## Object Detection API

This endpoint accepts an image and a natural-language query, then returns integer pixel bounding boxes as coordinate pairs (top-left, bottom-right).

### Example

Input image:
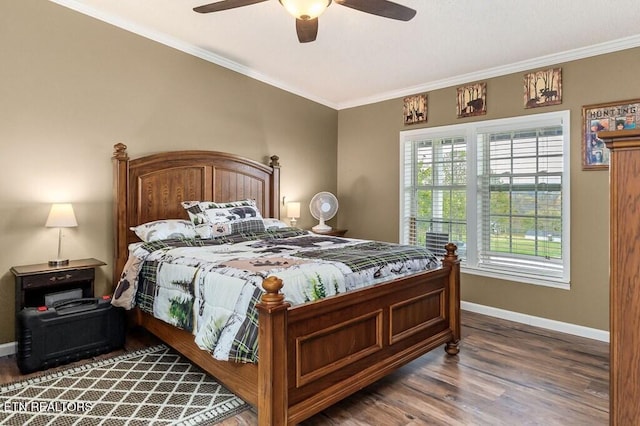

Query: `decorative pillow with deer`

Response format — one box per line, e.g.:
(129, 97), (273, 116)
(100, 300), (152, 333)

(181, 199), (265, 239)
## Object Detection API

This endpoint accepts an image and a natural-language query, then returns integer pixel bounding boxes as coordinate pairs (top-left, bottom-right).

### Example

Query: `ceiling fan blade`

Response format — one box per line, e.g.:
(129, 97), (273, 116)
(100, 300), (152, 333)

(296, 18), (318, 43)
(194, 0), (268, 14)
(335, 0), (416, 21)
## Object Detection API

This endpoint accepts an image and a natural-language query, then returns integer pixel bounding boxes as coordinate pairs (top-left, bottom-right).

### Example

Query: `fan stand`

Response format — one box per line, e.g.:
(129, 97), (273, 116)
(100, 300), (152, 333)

(312, 218), (332, 233)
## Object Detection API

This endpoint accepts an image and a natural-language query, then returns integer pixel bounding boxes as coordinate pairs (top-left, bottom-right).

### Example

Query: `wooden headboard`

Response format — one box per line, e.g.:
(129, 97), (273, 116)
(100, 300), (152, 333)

(111, 143), (281, 284)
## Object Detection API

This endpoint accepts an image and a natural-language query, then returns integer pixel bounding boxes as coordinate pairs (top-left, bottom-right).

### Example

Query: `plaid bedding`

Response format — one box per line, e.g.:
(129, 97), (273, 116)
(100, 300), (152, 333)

(112, 228), (440, 363)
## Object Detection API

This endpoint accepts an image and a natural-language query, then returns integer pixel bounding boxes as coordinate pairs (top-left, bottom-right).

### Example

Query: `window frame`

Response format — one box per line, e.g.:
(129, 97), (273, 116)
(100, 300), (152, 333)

(399, 111), (571, 289)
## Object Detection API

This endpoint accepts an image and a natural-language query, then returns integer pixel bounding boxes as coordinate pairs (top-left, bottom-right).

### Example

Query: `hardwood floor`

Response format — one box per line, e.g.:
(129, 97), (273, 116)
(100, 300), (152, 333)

(0, 311), (609, 425)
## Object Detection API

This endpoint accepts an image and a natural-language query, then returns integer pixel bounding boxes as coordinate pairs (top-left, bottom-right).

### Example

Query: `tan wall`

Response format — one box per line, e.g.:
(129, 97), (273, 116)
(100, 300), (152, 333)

(337, 47), (640, 331)
(0, 1), (337, 344)
(2, 1), (636, 346)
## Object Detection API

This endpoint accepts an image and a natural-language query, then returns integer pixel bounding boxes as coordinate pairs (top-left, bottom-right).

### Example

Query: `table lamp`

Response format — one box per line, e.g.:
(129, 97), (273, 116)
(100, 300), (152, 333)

(45, 203), (78, 266)
(287, 201), (301, 227)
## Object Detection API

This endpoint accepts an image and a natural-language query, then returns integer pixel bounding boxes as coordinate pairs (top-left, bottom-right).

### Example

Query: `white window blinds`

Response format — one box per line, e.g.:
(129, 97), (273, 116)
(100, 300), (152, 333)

(401, 135), (467, 257)
(400, 111), (570, 288)
(476, 125), (565, 280)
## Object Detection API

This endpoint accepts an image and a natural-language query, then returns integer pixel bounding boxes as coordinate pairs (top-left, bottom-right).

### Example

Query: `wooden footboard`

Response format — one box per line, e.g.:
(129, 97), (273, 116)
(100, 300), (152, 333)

(257, 243), (460, 425)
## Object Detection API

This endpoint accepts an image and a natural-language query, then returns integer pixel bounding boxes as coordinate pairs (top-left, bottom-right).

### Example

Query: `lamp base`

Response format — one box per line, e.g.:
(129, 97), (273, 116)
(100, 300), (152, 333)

(48, 259), (69, 267)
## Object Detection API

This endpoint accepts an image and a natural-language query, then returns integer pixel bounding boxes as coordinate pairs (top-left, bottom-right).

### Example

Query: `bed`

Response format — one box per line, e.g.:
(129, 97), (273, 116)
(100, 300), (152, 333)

(111, 143), (461, 425)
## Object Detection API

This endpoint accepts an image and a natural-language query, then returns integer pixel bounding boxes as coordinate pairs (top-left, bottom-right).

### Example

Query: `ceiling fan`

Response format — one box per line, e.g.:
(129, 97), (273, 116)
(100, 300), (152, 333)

(193, 0), (417, 43)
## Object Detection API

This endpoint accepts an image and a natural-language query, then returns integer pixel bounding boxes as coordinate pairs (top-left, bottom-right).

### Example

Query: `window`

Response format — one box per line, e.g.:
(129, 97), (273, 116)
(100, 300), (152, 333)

(400, 111), (570, 288)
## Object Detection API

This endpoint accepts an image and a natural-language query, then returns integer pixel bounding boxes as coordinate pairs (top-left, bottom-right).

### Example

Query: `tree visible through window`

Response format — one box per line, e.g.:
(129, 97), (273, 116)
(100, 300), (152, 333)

(400, 111), (570, 288)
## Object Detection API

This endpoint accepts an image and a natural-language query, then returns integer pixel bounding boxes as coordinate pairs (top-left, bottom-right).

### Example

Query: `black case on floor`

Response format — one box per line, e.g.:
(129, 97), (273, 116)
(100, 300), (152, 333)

(17, 296), (126, 374)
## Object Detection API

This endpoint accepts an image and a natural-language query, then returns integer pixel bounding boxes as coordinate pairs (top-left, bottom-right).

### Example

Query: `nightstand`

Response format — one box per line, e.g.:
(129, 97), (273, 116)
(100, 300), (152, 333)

(11, 258), (106, 314)
(310, 228), (348, 237)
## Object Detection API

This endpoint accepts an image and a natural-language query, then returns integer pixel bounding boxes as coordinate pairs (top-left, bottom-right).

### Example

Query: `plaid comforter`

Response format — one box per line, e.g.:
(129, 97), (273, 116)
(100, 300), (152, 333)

(112, 228), (440, 363)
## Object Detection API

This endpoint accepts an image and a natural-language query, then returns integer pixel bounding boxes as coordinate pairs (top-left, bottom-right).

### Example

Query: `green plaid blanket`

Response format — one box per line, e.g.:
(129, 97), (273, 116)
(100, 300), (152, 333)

(295, 241), (434, 275)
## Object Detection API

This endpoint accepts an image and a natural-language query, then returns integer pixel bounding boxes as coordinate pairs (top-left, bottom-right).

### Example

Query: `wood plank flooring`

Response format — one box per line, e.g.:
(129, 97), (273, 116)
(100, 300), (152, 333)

(0, 311), (609, 425)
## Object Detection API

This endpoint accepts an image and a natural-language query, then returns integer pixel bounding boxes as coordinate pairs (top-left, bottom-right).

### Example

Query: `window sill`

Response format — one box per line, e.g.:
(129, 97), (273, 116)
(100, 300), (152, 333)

(460, 265), (570, 290)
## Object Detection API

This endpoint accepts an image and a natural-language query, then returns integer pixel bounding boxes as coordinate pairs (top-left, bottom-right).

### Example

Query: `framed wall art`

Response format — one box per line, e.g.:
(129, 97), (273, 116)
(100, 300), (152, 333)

(582, 99), (639, 170)
(403, 94), (427, 125)
(457, 83), (486, 118)
(524, 67), (562, 108)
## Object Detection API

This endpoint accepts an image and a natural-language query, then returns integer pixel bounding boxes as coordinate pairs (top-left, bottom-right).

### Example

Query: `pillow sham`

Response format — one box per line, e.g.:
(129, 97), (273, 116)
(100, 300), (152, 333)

(181, 199), (265, 239)
(130, 219), (196, 242)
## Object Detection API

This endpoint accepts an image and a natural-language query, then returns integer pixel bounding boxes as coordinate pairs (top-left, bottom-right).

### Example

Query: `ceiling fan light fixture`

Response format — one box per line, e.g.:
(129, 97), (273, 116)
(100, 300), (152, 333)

(279, 0), (331, 20)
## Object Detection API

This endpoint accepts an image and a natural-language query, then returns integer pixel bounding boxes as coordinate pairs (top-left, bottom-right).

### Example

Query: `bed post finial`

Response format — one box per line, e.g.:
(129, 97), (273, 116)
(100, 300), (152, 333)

(261, 276), (285, 305)
(269, 155), (280, 168)
(113, 143), (128, 159)
(444, 243), (458, 262)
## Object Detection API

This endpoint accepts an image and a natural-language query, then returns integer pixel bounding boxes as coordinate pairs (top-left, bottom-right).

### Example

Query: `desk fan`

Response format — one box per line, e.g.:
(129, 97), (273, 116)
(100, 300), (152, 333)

(309, 192), (338, 233)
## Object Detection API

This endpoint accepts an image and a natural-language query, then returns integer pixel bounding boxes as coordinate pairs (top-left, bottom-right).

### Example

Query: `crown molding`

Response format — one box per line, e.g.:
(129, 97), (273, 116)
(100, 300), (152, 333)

(50, 1), (640, 111)
(338, 34), (640, 110)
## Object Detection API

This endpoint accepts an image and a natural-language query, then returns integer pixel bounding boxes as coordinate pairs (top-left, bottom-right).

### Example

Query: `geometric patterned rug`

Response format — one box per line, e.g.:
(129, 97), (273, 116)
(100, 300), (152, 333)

(0, 345), (248, 425)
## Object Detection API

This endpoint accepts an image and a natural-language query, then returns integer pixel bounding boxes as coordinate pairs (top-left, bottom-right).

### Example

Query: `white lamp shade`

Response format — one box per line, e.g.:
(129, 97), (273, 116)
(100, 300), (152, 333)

(279, 0), (330, 20)
(287, 202), (301, 219)
(45, 203), (78, 228)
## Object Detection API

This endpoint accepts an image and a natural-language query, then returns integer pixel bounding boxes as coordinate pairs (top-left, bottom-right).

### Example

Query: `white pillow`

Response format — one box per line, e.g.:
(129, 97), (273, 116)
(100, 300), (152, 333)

(263, 218), (290, 229)
(130, 219), (196, 242)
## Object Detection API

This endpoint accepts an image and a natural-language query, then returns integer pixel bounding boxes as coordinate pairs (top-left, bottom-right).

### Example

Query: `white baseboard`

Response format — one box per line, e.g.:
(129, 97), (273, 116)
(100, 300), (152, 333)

(462, 301), (610, 343)
(0, 341), (17, 358)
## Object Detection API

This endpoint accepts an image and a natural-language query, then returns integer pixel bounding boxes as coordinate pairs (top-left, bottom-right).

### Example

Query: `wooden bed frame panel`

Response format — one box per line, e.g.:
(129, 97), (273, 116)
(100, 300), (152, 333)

(112, 144), (460, 425)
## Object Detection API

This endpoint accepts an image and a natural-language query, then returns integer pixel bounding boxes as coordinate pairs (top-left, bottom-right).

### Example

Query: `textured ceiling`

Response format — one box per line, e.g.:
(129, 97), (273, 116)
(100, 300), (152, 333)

(53, 0), (640, 109)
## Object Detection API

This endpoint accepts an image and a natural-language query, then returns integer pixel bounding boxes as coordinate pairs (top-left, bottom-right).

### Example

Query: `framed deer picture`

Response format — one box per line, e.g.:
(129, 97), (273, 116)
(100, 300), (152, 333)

(524, 68), (562, 108)
(403, 94), (427, 125)
(457, 82), (486, 118)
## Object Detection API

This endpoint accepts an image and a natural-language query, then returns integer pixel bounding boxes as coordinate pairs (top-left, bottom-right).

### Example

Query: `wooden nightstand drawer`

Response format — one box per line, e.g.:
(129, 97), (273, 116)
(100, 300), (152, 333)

(11, 258), (106, 316)
(21, 268), (95, 289)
